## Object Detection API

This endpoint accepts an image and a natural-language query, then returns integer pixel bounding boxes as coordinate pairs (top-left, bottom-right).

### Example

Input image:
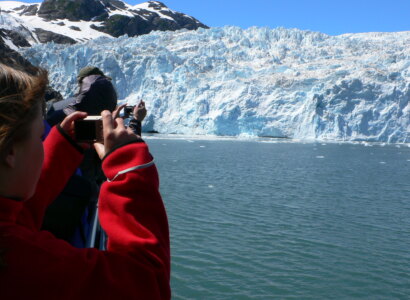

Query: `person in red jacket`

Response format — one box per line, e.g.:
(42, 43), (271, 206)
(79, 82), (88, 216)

(0, 65), (170, 299)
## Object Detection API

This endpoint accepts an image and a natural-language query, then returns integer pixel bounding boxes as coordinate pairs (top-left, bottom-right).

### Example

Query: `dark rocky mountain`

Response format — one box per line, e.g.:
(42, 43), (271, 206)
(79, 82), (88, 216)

(0, 28), (31, 48)
(0, 0), (209, 46)
(34, 28), (77, 44)
(0, 38), (63, 100)
(0, 38), (37, 74)
(0, 0), (208, 83)
(37, 0), (108, 21)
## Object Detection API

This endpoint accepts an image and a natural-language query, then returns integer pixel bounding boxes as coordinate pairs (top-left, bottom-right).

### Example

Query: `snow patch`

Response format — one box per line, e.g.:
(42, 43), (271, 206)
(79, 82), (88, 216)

(0, 1), (37, 11)
(131, 2), (176, 21)
(2, 36), (18, 50)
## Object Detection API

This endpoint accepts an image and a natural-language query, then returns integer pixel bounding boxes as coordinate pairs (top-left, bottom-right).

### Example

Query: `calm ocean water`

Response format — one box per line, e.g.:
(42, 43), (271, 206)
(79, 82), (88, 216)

(146, 137), (410, 300)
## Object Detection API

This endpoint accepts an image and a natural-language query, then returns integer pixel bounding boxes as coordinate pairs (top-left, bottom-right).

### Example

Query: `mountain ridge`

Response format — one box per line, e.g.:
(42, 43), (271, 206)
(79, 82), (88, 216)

(0, 0), (208, 48)
(0, 0), (208, 89)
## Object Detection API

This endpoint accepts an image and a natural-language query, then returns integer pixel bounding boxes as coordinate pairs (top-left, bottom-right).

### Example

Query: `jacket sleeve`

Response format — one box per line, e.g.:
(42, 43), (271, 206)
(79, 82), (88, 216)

(99, 141), (170, 297)
(18, 126), (84, 230)
(2, 141), (171, 300)
(128, 119), (142, 136)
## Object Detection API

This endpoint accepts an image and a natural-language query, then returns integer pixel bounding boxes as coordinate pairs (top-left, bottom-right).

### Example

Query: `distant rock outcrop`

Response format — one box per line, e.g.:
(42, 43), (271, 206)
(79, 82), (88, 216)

(0, 29), (31, 47)
(34, 28), (77, 44)
(0, 39), (63, 100)
(38, 0), (107, 21)
(0, 39), (37, 74)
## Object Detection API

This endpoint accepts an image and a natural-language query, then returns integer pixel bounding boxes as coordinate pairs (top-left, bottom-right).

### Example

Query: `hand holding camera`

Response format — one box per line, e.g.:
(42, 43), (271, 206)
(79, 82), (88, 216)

(74, 116), (103, 143)
(71, 99), (146, 147)
(113, 100), (147, 121)
(60, 111), (93, 148)
(93, 110), (140, 159)
(134, 100), (147, 122)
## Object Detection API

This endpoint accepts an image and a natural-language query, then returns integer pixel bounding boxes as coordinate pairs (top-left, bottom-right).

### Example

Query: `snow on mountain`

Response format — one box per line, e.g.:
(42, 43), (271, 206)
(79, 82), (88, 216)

(0, 1), (106, 42)
(20, 26), (410, 143)
(0, 0), (208, 46)
(0, 11), (37, 47)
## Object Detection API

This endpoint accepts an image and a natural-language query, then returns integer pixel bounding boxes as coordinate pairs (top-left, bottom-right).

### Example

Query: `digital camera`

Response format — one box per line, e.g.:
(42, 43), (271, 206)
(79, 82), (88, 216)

(74, 116), (103, 143)
(123, 105), (135, 118)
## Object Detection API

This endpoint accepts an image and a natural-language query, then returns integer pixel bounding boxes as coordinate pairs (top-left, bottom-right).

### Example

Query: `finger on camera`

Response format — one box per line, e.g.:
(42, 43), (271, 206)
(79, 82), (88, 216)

(113, 104), (127, 119)
(61, 111), (87, 131)
(93, 142), (105, 159)
(101, 110), (114, 134)
(114, 116), (126, 129)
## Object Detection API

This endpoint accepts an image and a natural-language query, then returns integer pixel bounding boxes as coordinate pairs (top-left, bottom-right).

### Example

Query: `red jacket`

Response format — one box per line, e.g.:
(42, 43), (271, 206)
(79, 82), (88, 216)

(0, 126), (170, 299)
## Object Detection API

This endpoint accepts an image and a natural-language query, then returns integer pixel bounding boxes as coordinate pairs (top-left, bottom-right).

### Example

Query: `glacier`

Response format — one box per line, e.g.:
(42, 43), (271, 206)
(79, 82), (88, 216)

(20, 26), (410, 143)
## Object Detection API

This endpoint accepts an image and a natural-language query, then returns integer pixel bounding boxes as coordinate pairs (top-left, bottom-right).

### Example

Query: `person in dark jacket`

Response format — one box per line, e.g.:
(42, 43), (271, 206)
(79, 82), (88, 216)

(43, 66), (119, 245)
(43, 67), (149, 247)
(45, 65), (119, 185)
(46, 66), (117, 126)
(65, 66), (117, 116)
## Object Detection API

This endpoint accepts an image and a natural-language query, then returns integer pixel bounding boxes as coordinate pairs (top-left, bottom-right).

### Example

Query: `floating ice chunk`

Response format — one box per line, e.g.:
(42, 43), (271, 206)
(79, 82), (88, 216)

(316, 156), (325, 158)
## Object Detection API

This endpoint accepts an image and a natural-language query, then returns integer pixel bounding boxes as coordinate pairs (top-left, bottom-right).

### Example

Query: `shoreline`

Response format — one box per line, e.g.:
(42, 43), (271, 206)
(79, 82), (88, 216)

(142, 133), (410, 147)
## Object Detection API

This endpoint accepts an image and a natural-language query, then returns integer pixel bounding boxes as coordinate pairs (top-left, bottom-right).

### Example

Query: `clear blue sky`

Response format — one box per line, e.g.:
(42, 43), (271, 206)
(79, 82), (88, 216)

(18, 0), (410, 35)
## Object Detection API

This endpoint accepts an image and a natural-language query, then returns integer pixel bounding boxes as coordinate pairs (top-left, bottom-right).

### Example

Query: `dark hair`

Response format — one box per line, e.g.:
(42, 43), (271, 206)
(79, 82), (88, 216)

(0, 64), (48, 159)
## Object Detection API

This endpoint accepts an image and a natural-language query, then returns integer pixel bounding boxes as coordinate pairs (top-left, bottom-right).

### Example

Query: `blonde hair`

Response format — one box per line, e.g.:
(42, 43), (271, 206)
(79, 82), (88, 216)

(0, 64), (48, 158)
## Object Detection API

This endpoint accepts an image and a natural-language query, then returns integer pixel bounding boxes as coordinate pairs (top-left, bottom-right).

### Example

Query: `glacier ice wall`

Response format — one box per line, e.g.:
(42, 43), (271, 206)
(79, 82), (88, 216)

(21, 26), (410, 142)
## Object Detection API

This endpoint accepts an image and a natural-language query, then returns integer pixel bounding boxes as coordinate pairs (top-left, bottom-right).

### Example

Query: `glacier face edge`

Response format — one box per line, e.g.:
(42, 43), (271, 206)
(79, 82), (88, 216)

(21, 26), (410, 143)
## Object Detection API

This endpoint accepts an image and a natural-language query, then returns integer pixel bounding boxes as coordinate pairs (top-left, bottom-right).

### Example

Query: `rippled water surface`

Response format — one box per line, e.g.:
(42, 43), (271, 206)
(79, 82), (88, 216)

(146, 138), (410, 299)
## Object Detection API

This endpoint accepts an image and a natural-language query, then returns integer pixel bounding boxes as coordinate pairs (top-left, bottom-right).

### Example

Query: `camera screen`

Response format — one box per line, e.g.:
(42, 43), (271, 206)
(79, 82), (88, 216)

(123, 106), (134, 118)
(124, 106), (133, 114)
(74, 120), (98, 142)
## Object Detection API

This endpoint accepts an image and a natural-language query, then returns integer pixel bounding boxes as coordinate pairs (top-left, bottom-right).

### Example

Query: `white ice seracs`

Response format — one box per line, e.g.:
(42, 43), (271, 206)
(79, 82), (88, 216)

(20, 26), (410, 143)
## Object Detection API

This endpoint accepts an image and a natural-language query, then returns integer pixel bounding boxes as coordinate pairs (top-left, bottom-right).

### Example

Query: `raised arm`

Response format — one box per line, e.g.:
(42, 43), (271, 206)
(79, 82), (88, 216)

(95, 111), (170, 297)
(99, 142), (170, 296)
